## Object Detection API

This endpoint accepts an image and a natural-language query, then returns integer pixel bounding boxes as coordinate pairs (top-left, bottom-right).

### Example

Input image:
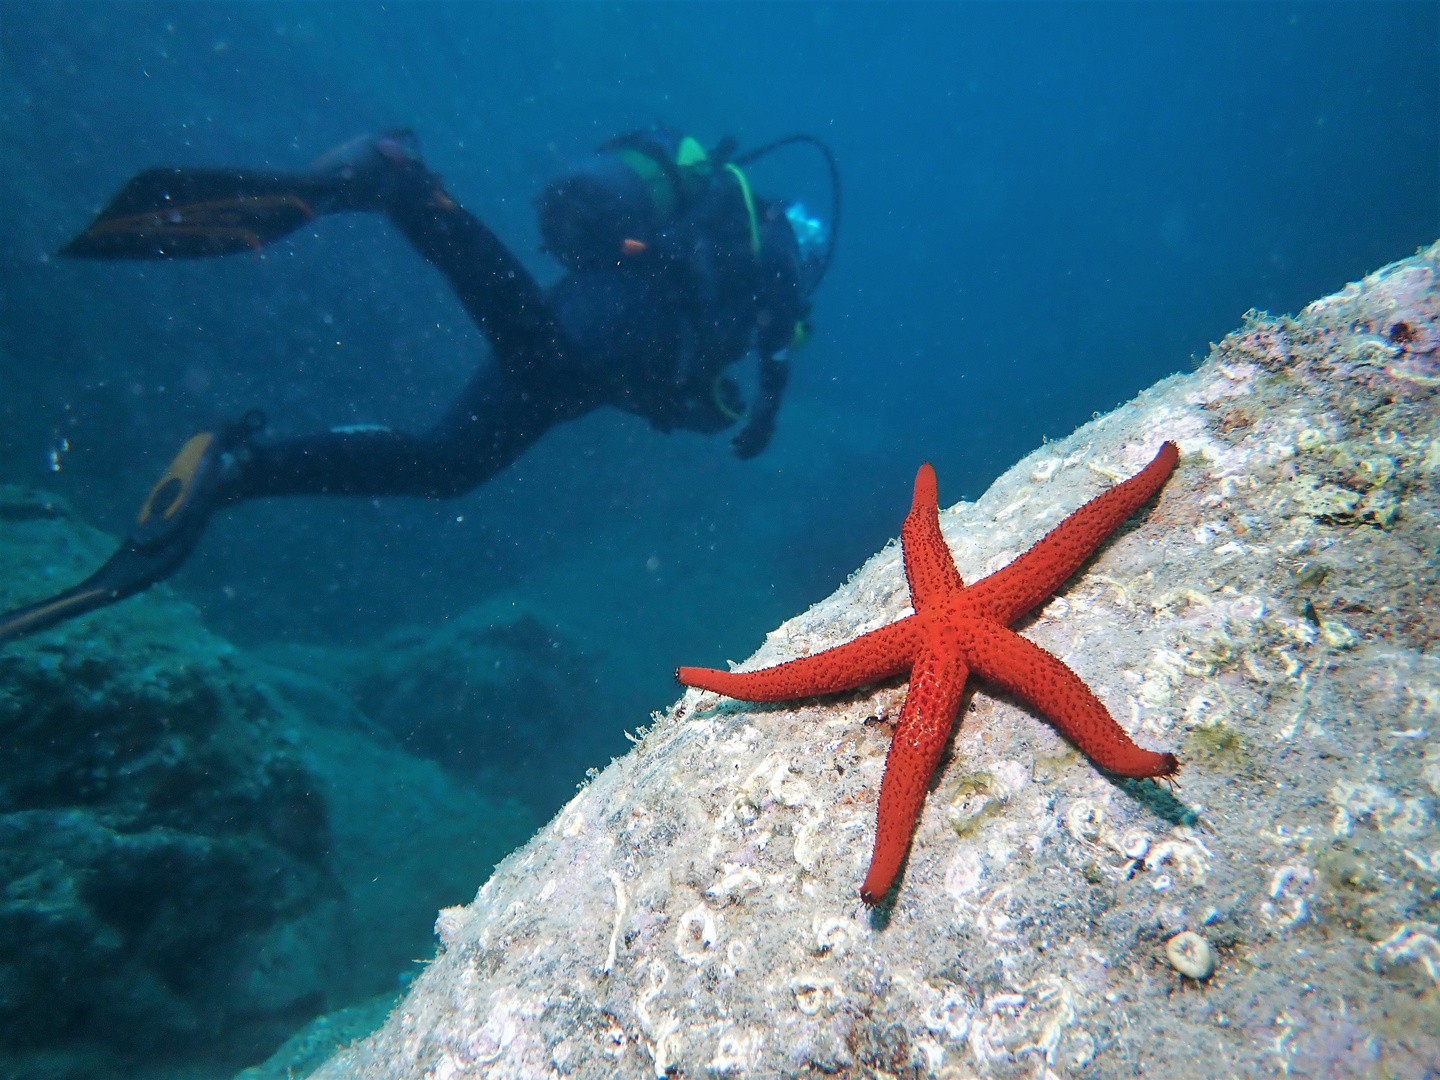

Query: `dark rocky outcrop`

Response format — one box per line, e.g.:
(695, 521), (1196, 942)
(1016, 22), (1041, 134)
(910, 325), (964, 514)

(261, 601), (603, 821)
(0, 489), (536, 1080)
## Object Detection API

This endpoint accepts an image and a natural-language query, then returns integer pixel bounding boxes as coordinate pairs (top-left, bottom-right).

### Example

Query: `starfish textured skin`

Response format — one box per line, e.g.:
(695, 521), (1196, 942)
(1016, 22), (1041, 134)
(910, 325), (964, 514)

(678, 441), (1181, 904)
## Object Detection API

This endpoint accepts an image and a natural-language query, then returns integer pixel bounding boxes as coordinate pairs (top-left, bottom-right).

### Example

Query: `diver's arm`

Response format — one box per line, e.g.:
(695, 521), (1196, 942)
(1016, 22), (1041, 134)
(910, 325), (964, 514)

(730, 203), (811, 459)
(733, 283), (806, 459)
(731, 351), (789, 460)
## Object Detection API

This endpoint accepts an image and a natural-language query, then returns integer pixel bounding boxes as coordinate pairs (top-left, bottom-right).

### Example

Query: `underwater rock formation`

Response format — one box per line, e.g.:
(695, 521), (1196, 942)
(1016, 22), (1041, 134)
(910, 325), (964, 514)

(0, 496), (534, 1080)
(261, 601), (602, 821)
(311, 242), (1440, 1080)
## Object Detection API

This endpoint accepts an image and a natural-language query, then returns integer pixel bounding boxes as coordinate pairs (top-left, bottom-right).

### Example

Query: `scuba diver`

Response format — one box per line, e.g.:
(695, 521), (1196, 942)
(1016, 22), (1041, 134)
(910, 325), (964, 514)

(0, 128), (838, 644)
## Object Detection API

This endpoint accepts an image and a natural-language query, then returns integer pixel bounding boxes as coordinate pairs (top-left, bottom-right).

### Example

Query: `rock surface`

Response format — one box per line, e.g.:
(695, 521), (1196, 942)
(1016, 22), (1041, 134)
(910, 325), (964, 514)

(311, 242), (1440, 1080)
(0, 496), (535, 1080)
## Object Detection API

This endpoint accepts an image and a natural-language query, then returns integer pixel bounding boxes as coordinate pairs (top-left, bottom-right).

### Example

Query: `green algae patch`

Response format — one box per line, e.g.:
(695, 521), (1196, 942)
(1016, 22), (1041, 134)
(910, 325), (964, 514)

(1183, 721), (1251, 770)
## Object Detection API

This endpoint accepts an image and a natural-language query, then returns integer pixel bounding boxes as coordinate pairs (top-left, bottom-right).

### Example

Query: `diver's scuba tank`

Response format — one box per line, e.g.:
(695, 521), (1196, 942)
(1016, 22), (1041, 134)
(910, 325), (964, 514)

(535, 129), (717, 270)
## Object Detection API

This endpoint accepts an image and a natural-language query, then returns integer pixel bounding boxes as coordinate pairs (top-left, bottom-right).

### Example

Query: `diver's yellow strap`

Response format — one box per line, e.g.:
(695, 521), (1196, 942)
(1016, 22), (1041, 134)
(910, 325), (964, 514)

(137, 432), (214, 526)
(723, 163), (761, 258)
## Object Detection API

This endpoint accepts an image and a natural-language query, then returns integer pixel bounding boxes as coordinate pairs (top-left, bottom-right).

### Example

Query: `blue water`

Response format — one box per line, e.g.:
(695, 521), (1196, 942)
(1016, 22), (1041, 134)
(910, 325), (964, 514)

(5, 0), (1436, 802)
(0, 1), (1436, 1071)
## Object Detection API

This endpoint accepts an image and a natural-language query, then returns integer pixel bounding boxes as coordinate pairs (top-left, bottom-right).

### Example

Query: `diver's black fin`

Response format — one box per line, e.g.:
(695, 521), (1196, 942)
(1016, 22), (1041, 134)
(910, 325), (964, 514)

(60, 168), (324, 258)
(0, 420), (253, 647)
(0, 581), (123, 645)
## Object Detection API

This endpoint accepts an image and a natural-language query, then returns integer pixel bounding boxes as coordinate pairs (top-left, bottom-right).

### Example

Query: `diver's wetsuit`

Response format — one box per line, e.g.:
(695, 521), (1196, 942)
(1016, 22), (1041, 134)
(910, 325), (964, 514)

(233, 155), (806, 500)
(0, 131), (814, 645)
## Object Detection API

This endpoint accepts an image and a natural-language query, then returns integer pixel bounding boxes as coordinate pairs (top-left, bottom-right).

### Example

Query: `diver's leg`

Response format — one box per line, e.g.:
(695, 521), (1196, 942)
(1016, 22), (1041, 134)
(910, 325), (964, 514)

(0, 372), (591, 645)
(299, 130), (570, 380)
(380, 187), (570, 382)
(236, 366), (588, 499)
(59, 130), (426, 259)
(63, 130), (571, 381)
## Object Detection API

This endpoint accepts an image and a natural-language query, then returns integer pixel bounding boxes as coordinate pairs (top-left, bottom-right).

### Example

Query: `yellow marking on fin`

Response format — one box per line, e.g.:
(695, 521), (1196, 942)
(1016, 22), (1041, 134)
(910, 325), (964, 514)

(0, 588), (110, 637)
(87, 194), (315, 244)
(138, 432), (213, 527)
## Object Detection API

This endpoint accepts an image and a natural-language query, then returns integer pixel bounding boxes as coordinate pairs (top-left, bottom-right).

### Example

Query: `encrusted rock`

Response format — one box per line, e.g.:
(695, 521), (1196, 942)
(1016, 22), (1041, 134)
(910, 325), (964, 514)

(312, 244), (1440, 1079)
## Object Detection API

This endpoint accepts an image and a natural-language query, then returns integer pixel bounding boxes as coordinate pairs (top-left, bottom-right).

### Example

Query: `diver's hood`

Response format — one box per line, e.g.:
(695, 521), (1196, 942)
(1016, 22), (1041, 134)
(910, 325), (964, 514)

(535, 155), (658, 270)
(535, 130), (713, 271)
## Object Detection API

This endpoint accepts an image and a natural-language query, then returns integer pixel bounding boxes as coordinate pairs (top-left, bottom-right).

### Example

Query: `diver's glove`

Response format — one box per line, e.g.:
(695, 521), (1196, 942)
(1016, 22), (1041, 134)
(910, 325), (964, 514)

(731, 410), (776, 460)
(0, 414), (262, 646)
(731, 352), (788, 460)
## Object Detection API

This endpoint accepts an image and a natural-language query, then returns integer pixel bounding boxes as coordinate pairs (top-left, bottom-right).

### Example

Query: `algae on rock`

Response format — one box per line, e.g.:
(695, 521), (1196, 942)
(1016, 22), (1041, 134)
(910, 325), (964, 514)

(313, 243), (1440, 1080)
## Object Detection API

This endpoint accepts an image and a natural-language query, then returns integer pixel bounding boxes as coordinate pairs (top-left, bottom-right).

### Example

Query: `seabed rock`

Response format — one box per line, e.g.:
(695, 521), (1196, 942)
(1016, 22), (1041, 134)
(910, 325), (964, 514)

(309, 242), (1440, 1079)
(259, 599), (603, 821)
(0, 496), (535, 1080)
(313, 245), (1440, 1078)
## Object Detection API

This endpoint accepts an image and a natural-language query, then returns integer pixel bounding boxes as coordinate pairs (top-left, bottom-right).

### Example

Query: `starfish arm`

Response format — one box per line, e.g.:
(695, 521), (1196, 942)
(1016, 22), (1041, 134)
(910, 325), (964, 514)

(677, 616), (921, 702)
(968, 441), (1179, 625)
(861, 645), (968, 904)
(961, 619), (1178, 778)
(902, 463), (965, 612)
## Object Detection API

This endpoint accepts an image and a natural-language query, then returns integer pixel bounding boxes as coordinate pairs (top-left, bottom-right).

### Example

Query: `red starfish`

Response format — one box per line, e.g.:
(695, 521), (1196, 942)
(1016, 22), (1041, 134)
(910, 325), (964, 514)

(678, 442), (1180, 904)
